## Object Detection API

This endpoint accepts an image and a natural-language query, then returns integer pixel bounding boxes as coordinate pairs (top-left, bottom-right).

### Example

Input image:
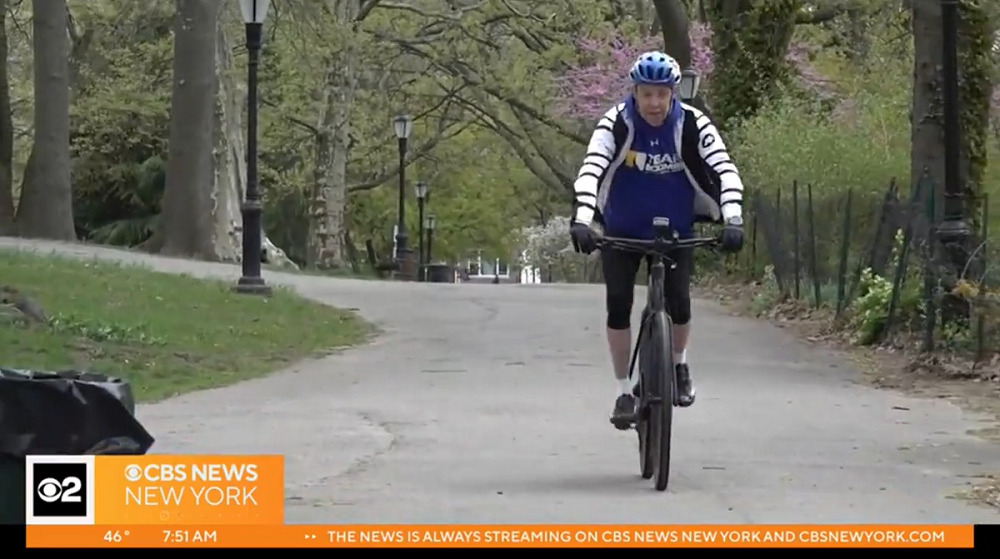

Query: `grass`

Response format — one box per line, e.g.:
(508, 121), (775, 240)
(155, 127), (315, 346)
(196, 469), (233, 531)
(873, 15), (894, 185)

(0, 249), (375, 403)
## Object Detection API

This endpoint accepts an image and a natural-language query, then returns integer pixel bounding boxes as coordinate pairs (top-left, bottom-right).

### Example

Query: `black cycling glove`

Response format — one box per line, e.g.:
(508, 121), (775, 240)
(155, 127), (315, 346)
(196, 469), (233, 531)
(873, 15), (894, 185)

(570, 223), (598, 254)
(719, 217), (744, 253)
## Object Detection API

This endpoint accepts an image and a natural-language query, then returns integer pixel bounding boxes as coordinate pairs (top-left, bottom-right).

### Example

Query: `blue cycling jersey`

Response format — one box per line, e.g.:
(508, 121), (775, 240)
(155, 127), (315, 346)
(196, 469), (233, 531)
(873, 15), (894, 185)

(601, 96), (695, 241)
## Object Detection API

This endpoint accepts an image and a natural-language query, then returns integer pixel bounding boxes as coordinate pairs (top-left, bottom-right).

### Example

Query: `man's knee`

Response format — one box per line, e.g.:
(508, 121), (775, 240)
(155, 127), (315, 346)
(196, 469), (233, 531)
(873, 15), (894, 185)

(666, 250), (693, 325)
(607, 291), (633, 329)
(603, 249), (639, 330)
(669, 295), (691, 325)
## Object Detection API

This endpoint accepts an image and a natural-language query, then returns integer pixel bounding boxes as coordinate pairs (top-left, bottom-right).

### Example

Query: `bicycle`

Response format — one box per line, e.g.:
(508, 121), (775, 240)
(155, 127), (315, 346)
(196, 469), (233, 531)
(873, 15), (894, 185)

(593, 216), (721, 492)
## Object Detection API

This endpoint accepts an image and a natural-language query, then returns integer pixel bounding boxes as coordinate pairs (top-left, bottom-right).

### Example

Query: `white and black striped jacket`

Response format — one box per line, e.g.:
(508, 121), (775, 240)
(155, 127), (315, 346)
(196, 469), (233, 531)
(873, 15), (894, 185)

(571, 100), (745, 228)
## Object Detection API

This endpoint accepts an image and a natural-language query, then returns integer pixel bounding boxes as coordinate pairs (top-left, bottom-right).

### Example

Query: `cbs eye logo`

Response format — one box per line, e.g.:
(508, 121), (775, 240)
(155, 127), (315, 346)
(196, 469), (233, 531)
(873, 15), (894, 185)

(37, 473), (84, 504)
(26, 457), (94, 524)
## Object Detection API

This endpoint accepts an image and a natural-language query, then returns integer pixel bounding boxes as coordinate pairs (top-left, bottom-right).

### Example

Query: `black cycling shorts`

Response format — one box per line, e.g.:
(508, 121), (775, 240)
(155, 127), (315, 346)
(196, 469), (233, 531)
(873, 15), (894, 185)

(601, 246), (693, 330)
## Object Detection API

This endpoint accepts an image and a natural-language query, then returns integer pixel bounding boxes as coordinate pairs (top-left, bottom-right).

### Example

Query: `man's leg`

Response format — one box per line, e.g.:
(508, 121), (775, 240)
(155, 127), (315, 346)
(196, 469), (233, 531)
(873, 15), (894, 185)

(601, 246), (642, 428)
(665, 248), (696, 406)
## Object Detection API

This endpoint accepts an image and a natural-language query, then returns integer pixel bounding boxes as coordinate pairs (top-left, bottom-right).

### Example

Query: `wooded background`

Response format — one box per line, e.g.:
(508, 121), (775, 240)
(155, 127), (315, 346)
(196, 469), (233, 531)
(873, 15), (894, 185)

(0, 0), (996, 286)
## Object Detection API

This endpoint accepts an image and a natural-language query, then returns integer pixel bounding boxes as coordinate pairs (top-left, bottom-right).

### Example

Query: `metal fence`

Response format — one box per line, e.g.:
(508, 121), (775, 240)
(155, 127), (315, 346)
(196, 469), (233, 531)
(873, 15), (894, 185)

(713, 174), (996, 366)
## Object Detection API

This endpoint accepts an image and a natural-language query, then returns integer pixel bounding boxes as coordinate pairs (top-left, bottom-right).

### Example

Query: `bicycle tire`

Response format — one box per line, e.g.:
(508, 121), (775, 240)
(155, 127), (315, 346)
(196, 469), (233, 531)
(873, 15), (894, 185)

(635, 314), (654, 479)
(647, 309), (675, 492)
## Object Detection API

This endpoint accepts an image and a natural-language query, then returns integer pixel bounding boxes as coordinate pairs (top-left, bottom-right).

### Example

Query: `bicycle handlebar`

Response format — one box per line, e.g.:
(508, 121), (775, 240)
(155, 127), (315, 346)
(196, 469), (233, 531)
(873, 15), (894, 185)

(593, 234), (720, 256)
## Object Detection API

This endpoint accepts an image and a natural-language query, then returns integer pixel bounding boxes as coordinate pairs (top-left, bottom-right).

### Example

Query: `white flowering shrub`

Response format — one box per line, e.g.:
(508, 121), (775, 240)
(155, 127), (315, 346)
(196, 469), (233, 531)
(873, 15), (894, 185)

(518, 217), (595, 282)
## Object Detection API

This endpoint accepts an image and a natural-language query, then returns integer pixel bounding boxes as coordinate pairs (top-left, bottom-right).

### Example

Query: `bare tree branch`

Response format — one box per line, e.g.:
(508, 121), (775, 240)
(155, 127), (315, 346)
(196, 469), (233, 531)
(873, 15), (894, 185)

(795, 4), (846, 25)
(452, 95), (567, 195)
(356, 0), (381, 22)
(260, 98), (320, 134)
(347, 120), (471, 192)
(348, 79), (470, 192)
(377, 0), (487, 20)
(511, 106), (573, 188)
(378, 31), (589, 146)
(439, 58), (589, 145)
(348, 81), (469, 163)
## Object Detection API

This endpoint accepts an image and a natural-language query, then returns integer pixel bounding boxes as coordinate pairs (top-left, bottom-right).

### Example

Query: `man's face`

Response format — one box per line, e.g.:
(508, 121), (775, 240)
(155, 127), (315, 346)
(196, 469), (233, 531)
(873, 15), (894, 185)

(634, 84), (673, 126)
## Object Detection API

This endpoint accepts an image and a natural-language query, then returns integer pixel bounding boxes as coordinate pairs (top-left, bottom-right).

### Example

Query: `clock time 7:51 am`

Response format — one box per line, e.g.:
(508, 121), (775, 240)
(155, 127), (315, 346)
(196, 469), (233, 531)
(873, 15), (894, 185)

(163, 529), (218, 543)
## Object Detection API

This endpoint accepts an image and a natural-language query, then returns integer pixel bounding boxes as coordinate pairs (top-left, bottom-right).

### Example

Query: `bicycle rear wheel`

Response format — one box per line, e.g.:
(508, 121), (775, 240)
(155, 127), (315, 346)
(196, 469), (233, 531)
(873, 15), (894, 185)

(646, 309), (675, 492)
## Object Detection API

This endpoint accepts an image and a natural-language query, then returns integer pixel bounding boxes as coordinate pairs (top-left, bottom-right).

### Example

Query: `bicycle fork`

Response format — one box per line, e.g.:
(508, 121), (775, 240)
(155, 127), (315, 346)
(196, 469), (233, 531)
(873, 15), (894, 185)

(627, 309), (665, 422)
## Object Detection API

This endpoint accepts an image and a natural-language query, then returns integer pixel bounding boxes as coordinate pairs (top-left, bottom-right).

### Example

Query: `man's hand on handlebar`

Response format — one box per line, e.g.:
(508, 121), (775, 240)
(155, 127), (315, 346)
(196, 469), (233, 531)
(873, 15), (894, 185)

(570, 222), (598, 254)
(718, 216), (744, 253)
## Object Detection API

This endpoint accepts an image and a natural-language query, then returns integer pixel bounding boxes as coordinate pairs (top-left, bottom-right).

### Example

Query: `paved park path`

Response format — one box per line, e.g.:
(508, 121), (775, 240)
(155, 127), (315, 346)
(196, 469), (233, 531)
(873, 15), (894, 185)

(2, 237), (999, 524)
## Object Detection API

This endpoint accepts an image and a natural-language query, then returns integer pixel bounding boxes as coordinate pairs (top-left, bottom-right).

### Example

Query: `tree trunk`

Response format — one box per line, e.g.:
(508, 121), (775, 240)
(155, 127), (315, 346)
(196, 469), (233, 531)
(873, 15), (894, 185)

(956, 0), (995, 233)
(210, 18), (245, 263)
(652, 0), (692, 69)
(145, 2), (297, 267)
(910, 0), (955, 229)
(0, 0), (15, 235)
(307, 1), (360, 270)
(159, 0), (219, 259)
(704, 0), (798, 127)
(843, 4), (872, 65)
(16, 0), (76, 241)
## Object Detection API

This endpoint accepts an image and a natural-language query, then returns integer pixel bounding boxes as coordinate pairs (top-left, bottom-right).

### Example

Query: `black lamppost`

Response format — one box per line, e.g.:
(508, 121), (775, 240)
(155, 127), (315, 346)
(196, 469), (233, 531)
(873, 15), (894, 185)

(233, 0), (271, 296)
(678, 68), (701, 102)
(426, 214), (436, 269)
(938, 0), (970, 245)
(415, 181), (428, 281)
(393, 114), (413, 279)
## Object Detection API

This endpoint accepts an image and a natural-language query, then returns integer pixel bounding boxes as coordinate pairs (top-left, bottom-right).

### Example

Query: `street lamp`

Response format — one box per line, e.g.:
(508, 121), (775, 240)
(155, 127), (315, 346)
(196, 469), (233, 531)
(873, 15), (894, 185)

(393, 114), (413, 280)
(678, 69), (701, 102)
(415, 181), (428, 281)
(233, 0), (272, 296)
(426, 214), (436, 269)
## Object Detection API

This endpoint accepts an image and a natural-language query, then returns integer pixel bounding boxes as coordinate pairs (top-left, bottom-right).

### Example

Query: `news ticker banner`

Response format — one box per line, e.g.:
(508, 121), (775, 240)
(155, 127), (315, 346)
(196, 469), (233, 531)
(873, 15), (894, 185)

(25, 524), (982, 549)
(20, 454), (985, 548)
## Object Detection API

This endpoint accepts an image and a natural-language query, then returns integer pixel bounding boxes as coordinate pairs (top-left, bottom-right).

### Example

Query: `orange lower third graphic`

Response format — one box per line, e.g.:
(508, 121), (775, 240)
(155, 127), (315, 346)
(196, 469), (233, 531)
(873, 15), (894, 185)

(25, 524), (976, 548)
(21, 454), (980, 549)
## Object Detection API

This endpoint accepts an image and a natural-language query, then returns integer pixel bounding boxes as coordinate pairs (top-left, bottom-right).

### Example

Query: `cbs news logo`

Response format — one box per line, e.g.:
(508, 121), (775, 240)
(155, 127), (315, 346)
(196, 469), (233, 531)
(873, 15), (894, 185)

(25, 455), (96, 525)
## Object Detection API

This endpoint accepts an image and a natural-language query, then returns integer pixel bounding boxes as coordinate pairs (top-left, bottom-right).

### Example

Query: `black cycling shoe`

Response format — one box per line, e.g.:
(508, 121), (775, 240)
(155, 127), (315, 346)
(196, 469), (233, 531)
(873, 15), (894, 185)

(610, 393), (636, 430)
(675, 364), (696, 407)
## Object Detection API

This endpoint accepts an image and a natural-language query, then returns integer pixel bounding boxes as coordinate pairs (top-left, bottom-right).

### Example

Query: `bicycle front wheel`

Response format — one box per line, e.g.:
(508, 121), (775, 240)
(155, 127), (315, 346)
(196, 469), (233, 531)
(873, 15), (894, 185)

(646, 309), (675, 492)
(636, 316), (655, 480)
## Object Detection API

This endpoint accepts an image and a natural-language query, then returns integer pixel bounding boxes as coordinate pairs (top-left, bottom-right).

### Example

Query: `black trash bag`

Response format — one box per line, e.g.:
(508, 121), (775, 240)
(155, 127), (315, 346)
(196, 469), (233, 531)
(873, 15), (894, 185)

(0, 368), (155, 459)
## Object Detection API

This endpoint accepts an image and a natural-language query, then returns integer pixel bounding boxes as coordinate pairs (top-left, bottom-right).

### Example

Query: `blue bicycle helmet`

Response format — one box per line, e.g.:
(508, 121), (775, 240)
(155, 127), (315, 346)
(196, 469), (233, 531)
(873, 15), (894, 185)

(628, 51), (681, 86)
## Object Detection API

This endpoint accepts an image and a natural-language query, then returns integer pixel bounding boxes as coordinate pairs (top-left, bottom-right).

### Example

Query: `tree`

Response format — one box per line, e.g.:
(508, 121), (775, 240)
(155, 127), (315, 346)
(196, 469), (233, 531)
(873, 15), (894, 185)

(910, 0), (995, 236)
(551, 18), (822, 122)
(652, 0), (694, 68)
(955, 0), (996, 231)
(372, 0), (606, 198)
(703, 0), (799, 127)
(156, 0), (219, 259)
(16, 0), (76, 241)
(0, 0), (14, 235)
(249, 0), (469, 270)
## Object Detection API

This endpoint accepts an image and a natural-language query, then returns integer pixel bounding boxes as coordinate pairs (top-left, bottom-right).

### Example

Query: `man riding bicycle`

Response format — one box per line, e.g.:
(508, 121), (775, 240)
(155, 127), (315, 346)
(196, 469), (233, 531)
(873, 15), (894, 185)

(568, 51), (746, 429)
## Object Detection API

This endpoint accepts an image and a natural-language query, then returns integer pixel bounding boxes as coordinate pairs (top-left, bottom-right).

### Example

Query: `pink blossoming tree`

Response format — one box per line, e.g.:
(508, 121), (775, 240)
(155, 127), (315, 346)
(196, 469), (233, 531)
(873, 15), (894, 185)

(553, 22), (829, 121)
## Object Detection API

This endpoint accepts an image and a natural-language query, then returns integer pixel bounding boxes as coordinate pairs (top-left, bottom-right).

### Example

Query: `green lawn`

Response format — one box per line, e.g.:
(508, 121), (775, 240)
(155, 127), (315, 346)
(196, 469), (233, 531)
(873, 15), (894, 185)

(0, 249), (374, 403)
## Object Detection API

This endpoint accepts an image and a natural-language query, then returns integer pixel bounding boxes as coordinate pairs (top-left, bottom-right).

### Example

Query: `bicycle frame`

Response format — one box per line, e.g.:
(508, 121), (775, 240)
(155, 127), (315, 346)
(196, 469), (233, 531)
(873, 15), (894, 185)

(594, 219), (719, 380)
